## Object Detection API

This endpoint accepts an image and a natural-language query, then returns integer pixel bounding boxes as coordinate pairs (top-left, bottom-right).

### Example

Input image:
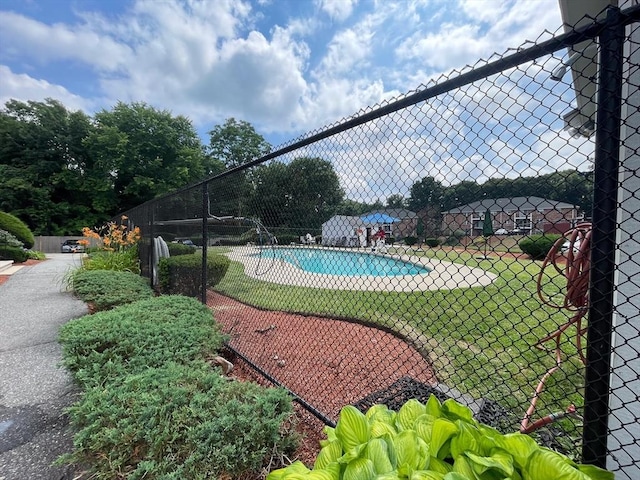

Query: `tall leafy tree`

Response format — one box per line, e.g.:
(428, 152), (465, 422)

(250, 157), (344, 231)
(86, 102), (207, 214)
(207, 118), (272, 217)
(207, 118), (271, 169)
(0, 98), (102, 235)
(386, 194), (406, 208)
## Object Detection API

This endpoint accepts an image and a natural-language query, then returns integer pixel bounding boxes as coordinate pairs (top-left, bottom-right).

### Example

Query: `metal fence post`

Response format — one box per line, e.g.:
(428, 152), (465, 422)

(201, 182), (209, 304)
(582, 6), (625, 467)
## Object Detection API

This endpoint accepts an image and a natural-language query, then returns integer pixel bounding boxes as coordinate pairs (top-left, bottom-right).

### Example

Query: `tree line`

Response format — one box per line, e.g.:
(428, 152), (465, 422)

(1, 98), (592, 236)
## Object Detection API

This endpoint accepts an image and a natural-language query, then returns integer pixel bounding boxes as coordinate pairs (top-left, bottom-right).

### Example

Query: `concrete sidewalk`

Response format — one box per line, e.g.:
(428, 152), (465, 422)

(0, 254), (88, 480)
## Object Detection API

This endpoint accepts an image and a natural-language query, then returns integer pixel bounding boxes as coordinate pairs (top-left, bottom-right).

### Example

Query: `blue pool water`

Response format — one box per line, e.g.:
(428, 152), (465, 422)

(253, 247), (430, 277)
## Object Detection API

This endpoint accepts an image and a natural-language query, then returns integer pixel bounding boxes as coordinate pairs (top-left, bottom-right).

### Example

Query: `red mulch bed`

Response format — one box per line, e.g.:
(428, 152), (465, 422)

(207, 291), (436, 466)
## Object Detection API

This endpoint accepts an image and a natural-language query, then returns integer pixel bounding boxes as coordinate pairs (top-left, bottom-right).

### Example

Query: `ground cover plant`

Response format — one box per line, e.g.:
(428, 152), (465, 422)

(212, 247), (585, 454)
(59, 295), (225, 388)
(69, 269), (155, 311)
(59, 294), (299, 478)
(269, 396), (612, 480)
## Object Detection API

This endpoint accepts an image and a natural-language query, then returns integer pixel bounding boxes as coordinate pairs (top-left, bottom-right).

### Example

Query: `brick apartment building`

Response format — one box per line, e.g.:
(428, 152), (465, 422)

(442, 196), (584, 236)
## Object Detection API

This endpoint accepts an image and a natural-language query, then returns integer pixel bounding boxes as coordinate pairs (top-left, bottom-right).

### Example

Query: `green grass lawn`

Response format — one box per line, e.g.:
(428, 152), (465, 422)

(212, 245), (585, 442)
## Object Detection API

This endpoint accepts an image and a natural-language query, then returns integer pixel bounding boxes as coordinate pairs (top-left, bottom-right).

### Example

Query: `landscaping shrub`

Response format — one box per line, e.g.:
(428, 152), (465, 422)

(0, 229), (23, 248)
(167, 242), (197, 256)
(62, 362), (297, 479)
(70, 269), (154, 311)
(424, 237), (440, 247)
(0, 211), (34, 248)
(0, 245), (28, 262)
(59, 295), (226, 388)
(277, 233), (299, 245)
(404, 236), (417, 246)
(25, 250), (46, 260)
(269, 396), (612, 480)
(80, 247), (140, 273)
(159, 252), (230, 297)
(519, 234), (562, 260)
(443, 229), (465, 246)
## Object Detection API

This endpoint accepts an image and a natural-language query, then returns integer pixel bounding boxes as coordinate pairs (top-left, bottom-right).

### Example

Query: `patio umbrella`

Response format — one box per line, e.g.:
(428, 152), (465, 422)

(482, 208), (494, 258)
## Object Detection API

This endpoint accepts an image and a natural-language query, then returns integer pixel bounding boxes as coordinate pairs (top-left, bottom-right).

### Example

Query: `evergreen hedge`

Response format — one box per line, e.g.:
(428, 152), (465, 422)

(519, 234), (562, 260)
(158, 252), (230, 297)
(0, 211), (34, 248)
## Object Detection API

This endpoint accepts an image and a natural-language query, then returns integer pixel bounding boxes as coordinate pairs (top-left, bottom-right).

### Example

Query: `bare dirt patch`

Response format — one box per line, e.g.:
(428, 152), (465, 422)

(207, 291), (436, 465)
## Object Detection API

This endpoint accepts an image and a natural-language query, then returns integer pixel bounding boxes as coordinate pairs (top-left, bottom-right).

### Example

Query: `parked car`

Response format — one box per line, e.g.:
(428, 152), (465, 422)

(495, 228), (509, 235)
(61, 239), (85, 253)
(174, 238), (197, 247)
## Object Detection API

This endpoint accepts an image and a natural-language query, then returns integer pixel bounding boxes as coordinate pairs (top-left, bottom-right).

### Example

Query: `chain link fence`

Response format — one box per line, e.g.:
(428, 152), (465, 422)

(122, 6), (640, 477)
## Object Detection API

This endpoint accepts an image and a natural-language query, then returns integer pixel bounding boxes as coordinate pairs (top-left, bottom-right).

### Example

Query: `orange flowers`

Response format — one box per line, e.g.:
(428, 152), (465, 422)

(80, 216), (141, 252)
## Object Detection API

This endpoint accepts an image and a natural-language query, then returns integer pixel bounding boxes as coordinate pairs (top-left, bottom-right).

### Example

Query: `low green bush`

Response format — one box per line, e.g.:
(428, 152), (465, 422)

(519, 234), (562, 260)
(25, 250), (46, 260)
(59, 295), (226, 388)
(0, 245), (28, 262)
(167, 242), (197, 256)
(62, 362), (297, 479)
(0, 211), (34, 248)
(158, 252), (230, 297)
(70, 270), (154, 311)
(404, 236), (418, 246)
(424, 237), (440, 247)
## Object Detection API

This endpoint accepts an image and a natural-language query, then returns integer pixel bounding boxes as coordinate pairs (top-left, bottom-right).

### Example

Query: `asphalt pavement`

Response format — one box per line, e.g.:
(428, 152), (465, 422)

(0, 254), (88, 480)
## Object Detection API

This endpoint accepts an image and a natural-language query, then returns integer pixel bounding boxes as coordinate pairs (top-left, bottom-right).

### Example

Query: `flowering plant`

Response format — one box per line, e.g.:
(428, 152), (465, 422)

(79, 216), (141, 252)
(77, 216), (141, 273)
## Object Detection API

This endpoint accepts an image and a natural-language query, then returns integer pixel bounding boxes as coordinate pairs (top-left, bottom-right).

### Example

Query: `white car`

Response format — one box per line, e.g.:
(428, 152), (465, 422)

(494, 228), (509, 235)
(61, 240), (85, 253)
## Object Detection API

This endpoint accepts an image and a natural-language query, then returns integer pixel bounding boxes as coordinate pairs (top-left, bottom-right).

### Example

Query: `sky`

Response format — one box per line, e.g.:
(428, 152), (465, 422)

(0, 0), (595, 202)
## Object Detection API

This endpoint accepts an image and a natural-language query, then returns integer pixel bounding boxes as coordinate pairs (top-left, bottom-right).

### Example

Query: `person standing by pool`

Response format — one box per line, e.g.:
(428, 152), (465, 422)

(372, 227), (386, 251)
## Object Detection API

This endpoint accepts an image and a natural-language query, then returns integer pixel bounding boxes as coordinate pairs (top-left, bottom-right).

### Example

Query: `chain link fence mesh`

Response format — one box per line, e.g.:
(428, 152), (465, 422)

(122, 7), (639, 476)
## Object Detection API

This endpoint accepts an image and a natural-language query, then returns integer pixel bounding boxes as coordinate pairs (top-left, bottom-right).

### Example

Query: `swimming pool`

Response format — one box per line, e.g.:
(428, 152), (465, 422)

(253, 247), (431, 277)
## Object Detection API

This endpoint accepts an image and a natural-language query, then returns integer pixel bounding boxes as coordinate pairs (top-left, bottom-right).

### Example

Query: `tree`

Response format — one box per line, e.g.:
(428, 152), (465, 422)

(86, 102), (208, 214)
(249, 157), (344, 231)
(408, 176), (445, 212)
(0, 98), (102, 235)
(208, 118), (271, 170)
(386, 194), (406, 208)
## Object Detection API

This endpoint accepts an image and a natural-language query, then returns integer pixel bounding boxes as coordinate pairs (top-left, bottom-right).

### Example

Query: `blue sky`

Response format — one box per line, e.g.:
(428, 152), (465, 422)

(0, 0), (569, 145)
(0, 0), (594, 201)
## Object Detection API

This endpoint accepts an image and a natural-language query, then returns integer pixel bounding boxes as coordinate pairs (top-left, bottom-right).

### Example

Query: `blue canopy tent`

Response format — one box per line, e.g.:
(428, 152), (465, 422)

(360, 213), (400, 224)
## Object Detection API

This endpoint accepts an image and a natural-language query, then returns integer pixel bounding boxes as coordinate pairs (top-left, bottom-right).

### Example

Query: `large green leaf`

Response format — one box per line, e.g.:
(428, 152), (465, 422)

(371, 420), (398, 439)
(336, 406), (370, 452)
(450, 421), (482, 458)
(493, 434), (538, 471)
(365, 438), (395, 474)
(343, 458), (376, 480)
(524, 449), (595, 480)
(430, 418), (459, 459)
(397, 399), (426, 431)
(425, 395), (443, 418)
(410, 470), (446, 480)
(395, 430), (430, 477)
(366, 404), (396, 425)
(441, 399), (474, 423)
(464, 449), (514, 477)
(267, 460), (309, 480)
(314, 440), (343, 469)
(576, 464), (614, 480)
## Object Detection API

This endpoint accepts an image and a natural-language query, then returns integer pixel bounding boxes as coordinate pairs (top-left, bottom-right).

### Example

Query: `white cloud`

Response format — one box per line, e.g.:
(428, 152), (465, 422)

(0, 66), (92, 112)
(0, 11), (133, 72)
(317, 0), (359, 22)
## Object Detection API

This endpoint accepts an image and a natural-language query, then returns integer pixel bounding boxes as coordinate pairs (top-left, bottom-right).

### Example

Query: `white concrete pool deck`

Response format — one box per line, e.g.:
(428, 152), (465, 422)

(225, 246), (497, 292)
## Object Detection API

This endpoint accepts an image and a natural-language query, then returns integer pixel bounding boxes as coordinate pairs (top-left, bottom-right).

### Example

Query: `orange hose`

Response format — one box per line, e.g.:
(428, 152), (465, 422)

(521, 223), (591, 433)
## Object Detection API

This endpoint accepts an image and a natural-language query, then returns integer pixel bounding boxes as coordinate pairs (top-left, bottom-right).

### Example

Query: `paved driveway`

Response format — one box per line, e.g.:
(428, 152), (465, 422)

(0, 254), (88, 480)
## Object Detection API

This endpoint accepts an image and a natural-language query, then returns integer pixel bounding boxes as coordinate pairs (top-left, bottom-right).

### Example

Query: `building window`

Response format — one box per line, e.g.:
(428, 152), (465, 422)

(514, 211), (532, 233)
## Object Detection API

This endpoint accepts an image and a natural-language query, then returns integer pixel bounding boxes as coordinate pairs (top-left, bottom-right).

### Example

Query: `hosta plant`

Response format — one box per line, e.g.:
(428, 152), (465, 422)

(268, 395), (612, 480)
